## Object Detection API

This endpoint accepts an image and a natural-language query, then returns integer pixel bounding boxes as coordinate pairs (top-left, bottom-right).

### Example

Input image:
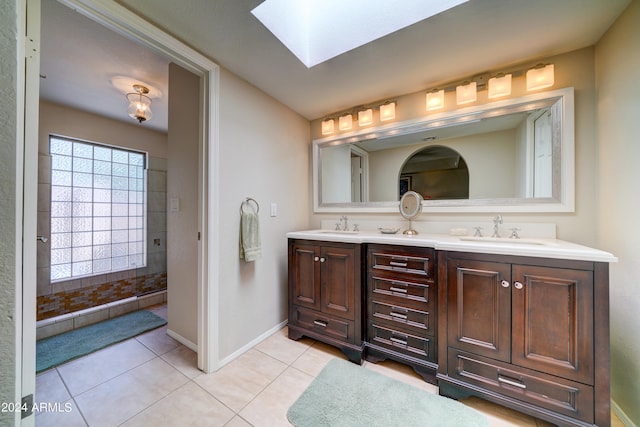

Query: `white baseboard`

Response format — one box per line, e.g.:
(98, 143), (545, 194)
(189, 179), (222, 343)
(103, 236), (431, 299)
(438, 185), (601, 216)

(216, 319), (289, 370)
(612, 399), (637, 427)
(166, 328), (198, 352)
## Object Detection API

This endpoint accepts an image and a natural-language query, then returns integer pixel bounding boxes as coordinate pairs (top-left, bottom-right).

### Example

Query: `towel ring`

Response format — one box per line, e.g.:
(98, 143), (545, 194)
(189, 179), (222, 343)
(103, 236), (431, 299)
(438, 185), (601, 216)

(240, 197), (259, 214)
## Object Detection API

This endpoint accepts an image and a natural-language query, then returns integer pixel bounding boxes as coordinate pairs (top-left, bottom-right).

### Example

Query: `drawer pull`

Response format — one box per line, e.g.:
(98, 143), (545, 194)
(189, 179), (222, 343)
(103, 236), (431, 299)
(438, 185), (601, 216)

(514, 281), (524, 290)
(389, 286), (408, 294)
(313, 320), (328, 327)
(314, 256), (319, 262)
(389, 311), (408, 320)
(390, 336), (408, 346)
(498, 375), (527, 389)
(389, 260), (408, 268)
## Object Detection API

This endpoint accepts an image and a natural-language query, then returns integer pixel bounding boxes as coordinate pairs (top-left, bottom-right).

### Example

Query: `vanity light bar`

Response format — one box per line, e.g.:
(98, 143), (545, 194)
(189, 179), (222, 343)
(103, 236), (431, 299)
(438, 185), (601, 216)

(321, 101), (396, 134)
(320, 63), (554, 135)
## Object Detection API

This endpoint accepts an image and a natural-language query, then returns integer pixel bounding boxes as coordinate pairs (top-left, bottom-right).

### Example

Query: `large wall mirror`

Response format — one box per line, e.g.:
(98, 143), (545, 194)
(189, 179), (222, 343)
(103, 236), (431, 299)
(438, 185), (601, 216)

(313, 87), (574, 213)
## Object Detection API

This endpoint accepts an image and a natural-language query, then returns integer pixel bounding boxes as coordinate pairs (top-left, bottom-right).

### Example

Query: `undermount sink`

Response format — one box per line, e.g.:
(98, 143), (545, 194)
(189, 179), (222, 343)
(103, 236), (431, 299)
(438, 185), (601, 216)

(458, 236), (547, 245)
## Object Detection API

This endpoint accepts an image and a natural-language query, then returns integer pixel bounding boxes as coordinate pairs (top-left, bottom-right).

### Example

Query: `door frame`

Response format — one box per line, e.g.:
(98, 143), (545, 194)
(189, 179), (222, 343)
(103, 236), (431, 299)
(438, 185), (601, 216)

(18, 0), (221, 385)
(57, 0), (221, 373)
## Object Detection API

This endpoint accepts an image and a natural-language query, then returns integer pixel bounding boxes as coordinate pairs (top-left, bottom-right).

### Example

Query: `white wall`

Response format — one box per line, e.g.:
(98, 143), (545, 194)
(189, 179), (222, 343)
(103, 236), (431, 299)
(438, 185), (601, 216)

(218, 68), (310, 361)
(596, 0), (640, 423)
(0, 0), (19, 421)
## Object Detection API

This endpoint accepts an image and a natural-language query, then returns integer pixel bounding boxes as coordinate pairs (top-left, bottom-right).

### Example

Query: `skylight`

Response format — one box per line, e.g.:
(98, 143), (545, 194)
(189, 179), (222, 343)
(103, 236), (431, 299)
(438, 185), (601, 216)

(251, 0), (469, 68)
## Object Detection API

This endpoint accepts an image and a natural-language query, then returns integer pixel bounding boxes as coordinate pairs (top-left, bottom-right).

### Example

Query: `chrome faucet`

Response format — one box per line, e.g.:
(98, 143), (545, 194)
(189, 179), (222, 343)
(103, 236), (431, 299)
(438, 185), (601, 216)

(340, 215), (348, 231)
(492, 214), (503, 238)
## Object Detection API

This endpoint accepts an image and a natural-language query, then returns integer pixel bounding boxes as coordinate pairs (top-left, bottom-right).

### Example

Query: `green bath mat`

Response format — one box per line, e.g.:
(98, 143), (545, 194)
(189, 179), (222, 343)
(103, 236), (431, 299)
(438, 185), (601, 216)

(36, 309), (167, 373)
(288, 358), (489, 427)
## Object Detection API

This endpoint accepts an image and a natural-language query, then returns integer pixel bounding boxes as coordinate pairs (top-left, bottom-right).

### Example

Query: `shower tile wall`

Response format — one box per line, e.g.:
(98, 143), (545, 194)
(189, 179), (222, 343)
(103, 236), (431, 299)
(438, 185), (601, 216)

(36, 155), (168, 321)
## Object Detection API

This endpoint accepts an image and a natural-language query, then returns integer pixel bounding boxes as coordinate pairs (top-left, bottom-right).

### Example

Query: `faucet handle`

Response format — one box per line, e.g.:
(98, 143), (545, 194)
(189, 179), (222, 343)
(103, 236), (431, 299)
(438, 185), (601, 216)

(509, 228), (521, 239)
(335, 223), (341, 231)
(473, 226), (483, 237)
(353, 224), (359, 232)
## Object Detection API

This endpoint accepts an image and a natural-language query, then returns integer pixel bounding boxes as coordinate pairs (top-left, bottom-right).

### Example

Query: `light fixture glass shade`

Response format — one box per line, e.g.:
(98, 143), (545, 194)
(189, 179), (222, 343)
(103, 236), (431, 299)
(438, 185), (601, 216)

(358, 108), (373, 126)
(526, 64), (554, 91)
(339, 114), (353, 131)
(456, 82), (477, 105)
(426, 89), (445, 111)
(126, 85), (152, 123)
(488, 74), (512, 99)
(380, 102), (396, 121)
(321, 118), (335, 135)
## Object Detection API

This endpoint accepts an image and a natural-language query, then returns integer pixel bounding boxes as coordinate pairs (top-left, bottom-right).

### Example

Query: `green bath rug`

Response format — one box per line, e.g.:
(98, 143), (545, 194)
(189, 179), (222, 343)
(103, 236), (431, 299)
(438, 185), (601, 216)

(36, 309), (166, 373)
(288, 358), (489, 427)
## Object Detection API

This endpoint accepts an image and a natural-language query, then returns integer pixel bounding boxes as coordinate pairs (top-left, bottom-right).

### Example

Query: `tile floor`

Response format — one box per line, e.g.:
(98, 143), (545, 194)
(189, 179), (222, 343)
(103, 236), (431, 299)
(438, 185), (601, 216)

(35, 304), (624, 427)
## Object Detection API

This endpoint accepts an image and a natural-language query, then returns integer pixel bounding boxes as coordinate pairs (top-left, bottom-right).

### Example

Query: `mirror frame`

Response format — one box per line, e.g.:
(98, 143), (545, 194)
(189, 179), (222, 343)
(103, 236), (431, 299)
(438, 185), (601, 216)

(313, 87), (574, 213)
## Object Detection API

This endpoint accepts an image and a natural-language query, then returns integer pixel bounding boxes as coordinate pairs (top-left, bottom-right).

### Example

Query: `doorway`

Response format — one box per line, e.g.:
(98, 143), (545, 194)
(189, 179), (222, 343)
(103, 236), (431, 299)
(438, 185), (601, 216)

(20, 1), (219, 416)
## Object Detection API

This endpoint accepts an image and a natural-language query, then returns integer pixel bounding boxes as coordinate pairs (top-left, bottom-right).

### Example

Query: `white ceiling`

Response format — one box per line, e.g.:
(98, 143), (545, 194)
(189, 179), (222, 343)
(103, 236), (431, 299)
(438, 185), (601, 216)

(39, 0), (631, 133)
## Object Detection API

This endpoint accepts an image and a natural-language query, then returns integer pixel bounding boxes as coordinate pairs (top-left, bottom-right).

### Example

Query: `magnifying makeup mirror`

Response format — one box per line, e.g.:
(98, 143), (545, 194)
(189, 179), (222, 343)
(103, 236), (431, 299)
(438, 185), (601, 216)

(399, 191), (423, 235)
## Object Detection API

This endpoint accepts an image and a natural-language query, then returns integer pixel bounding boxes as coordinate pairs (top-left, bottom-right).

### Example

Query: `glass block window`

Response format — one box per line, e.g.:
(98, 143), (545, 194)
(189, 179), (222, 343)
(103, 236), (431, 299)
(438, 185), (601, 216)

(49, 136), (147, 282)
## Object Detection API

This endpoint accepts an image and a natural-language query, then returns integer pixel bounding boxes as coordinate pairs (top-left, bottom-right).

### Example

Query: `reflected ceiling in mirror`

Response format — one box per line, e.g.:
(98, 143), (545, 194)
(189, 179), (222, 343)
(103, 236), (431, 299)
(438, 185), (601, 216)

(313, 88), (574, 213)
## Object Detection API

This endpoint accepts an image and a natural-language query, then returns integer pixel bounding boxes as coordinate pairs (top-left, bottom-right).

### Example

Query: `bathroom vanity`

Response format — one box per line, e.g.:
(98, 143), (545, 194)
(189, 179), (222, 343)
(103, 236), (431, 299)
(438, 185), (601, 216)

(286, 229), (615, 427)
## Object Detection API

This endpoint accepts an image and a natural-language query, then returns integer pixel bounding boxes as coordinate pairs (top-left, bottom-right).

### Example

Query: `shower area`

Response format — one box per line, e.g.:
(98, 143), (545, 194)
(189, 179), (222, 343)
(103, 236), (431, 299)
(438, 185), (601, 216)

(36, 139), (167, 335)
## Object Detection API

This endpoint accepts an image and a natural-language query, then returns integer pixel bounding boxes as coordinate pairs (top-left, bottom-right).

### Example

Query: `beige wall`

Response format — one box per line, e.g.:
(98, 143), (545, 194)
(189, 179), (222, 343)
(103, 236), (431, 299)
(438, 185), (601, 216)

(38, 100), (167, 157)
(596, 0), (640, 423)
(0, 0), (19, 422)
(218, 67), (310, 360)
(166, 63), (200, 345)
(309, 48), (600, 247)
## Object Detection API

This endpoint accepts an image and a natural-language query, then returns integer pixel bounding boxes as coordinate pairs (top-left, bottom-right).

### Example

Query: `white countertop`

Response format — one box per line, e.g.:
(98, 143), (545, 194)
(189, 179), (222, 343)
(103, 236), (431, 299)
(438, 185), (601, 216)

(286, 229), (617, 263)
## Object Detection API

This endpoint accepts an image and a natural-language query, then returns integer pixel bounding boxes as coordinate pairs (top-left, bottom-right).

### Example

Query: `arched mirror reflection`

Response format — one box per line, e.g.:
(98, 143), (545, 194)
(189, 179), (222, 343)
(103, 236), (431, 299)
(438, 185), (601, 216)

(399, 146), (469, 200)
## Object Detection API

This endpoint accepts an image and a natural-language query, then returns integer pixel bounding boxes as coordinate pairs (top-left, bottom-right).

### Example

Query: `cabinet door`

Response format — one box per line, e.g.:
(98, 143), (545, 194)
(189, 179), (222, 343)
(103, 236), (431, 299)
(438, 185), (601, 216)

(321, 245), (356, 320)
(447, 258), (511, 362)
(291, 242), (321, 311)
(511, 265), (594, 385)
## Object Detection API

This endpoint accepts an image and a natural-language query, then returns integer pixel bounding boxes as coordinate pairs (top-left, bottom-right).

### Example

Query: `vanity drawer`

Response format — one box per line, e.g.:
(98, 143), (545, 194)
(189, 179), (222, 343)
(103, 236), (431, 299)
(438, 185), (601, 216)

(369, 299), (434, 336)
(368, 245), (434, 279)
(448, 349), (594, 423)
(368, 323), (436, 362)
(290, 306), (355, 344)
(368, 275), (434, 308)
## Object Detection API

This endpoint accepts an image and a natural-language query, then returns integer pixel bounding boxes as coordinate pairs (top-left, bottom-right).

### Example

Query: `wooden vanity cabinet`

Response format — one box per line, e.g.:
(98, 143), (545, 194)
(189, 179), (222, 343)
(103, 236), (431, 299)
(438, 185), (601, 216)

(365, 244), (438, 383)
(287, 239), (364, 363)
(437, 251), (610, 427)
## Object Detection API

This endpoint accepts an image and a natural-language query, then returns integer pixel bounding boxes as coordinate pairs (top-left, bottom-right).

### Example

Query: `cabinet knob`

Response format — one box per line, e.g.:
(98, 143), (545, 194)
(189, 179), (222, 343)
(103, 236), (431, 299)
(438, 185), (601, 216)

(514, 281), (524, 290)
(314, 256), (319, 262)
(501, 280), (510, 288)
(320, 257), (326, 263)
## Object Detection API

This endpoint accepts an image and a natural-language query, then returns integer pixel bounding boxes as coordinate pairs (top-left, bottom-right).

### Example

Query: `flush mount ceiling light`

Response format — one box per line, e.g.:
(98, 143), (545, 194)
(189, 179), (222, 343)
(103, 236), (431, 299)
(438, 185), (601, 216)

(251, 0), (469, 68)
(127, 85), (153, 123)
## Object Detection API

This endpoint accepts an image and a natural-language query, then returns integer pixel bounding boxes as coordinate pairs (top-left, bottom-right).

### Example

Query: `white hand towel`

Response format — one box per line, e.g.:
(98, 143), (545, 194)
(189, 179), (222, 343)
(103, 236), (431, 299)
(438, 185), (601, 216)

(239, 211), (261, 261)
